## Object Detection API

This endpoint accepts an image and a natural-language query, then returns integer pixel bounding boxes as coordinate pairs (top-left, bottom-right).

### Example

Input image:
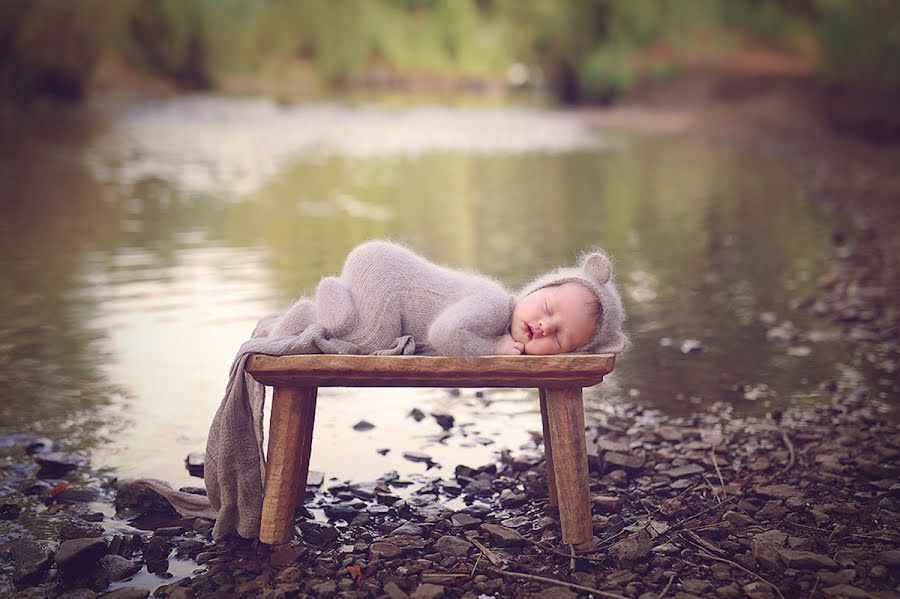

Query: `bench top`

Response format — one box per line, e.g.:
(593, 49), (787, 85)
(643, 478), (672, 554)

(245, 353), (615, 388)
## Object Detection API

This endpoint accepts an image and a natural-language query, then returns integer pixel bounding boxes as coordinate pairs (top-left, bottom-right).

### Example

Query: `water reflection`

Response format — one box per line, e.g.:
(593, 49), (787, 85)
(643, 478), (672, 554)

(0, 96), (863, 489)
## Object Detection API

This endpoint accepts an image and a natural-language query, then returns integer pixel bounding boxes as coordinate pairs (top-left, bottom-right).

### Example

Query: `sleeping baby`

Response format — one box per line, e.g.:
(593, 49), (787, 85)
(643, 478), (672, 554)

(265, 239), (628, 356)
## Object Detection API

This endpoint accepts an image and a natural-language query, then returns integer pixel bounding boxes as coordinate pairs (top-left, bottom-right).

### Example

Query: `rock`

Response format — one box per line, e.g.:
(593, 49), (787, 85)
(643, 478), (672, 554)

(680, 339), (703, 353)
(757, 500), (788, 519)
(35, 451), (89, 472)
(431, 413), (455, 430)
(114, 481), (176, 514)
(722, 511), (754, 527)
(353, 420), (375, 431)
(821, 585), (869, 599)
(98, 554), (141, 581)
(751, 530), (786, 569)
(311, 580), (337, 596)
(270, 544), (305, 567)
(370, 541), (403, 559)
(403, 451), (435, 465)
(754, 484), (802, 499)
(60, 521), (104, 541)
(609, 529), (652, 566)
(604, 452), (646, 471)
(0, 503), (22, 520)
(878, 550), (900, 566)
(383, 581), (409, 599)
(592, 495), (623, 513)
(323, 503), (357, 521)
(410, 583), (445, 599)
(55, 537), (108, 573)
(58, 590), (100, 599)
(480, 523), (525, 546)
(391, 522), (423, 536)
(715, 583), (743, 599)
(663, 464), (705, 478)
(464, 478), (493, 497)
(499, 488), (527, 508)
(143, 537), (171, 562)
(817, 570), (857, 585)
(409, 408), (425, 421)
(682, 580), (712, 594)
(434, 535), (472, 557)
(450, 513), (481, 528)
(99, 589), (150, 599)
(9, 538), (52, 586)
(777, 549), (838, 570)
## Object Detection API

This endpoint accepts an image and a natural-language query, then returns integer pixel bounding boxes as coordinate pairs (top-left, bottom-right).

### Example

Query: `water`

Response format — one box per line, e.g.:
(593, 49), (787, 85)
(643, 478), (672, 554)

(0, 96), (867, 495)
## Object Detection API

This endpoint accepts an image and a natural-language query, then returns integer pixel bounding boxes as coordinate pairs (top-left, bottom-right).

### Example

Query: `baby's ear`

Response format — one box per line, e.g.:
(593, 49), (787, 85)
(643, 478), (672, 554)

(582, 253), (611, 284)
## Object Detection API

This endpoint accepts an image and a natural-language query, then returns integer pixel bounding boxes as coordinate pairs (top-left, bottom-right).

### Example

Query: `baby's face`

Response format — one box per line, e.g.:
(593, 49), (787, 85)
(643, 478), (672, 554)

(511, 282), (597, 355)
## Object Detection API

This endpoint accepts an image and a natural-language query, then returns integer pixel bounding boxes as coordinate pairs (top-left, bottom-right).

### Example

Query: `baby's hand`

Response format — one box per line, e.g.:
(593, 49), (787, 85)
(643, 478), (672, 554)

(495, 334), (525, 355)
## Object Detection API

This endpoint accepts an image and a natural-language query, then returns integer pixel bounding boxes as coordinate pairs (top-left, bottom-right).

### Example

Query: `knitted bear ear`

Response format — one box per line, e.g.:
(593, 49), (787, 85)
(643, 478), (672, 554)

(582, 253), (611, 284)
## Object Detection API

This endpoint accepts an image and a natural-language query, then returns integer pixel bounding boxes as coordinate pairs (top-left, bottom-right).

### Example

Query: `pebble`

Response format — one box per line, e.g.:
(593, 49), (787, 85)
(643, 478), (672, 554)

(370, 541), (403, 559)
(8, 538), (52, 586)
(98, 589), (149, 599)
(609, 529), (652, 566)
(821, 585), (869, 598)
(409, 583), (445, 599)
(97, 554), (141, 581)
(777, 549), (838, 569)
(55, 537), (108, 573)
(663, 464), (705, 478)
(480, 523), (525, 546)
(352, 420), (375, 431)
(434, 535), (472, 557)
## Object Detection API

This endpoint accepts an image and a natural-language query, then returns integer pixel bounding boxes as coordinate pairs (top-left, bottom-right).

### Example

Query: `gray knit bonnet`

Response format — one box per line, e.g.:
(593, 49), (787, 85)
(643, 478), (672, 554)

(517, 250), (629, 354)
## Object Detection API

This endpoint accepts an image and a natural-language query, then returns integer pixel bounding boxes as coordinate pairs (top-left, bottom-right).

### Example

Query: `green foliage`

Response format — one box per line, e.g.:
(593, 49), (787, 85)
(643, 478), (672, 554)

(0, 0), (132, 99)
(814, 0), (900, 94)
(1, 0), (898, 103)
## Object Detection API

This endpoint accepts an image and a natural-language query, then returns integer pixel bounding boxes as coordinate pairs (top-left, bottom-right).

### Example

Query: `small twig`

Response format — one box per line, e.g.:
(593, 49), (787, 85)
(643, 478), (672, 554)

(487, 567), (628, 599)
(781, 430), (795, 473)
(569, 543), (575, 573)
(695, 549), (785, 599)
(808, 576), (819, 599)
(470, 537), (504, 567)
(658, 574), (676, 598)
(422, 573), (468, 578)
(711, 447), (727, 499)
(471, 551), (482, 576)
(702, 475), (722, 503)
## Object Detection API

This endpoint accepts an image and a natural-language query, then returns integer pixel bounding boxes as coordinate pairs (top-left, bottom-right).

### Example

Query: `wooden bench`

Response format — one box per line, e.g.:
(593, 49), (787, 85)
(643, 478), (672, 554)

(245, 353), (616, 546)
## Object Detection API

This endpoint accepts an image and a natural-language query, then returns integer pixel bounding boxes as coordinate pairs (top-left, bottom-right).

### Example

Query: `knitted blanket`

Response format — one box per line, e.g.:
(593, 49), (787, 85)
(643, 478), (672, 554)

(137, 317), (414, 540)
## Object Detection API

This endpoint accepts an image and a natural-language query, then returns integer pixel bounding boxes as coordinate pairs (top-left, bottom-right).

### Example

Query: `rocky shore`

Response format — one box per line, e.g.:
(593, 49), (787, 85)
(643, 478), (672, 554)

(2, 241), (898, 597)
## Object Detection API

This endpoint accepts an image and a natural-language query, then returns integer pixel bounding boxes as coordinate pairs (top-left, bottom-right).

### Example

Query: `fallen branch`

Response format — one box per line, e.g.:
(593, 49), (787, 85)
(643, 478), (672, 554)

(487, 567), (628, 599)
(711, 447), (727, 499)
(780, 430), (795, 473)
(658, 574), (675, 598)
(470, 537), (504, 567)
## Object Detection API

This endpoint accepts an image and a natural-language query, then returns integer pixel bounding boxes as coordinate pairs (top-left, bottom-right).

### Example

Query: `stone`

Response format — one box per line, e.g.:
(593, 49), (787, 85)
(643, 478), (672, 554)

(384, 581), (409, 599)
(480, 523), (525, 546)
(370, 542), (403, 559)
(56, 537), (108, 573)
(499, 489), (527, 508)
(56, 487), (101, 503)
(592, 495), (623, 513)
(663, 464), (705, 478)
(754, 484), (802, 499)
(143, 537), (171, 562)
(878, 550), (900, 566)
(311, 580), (337, 596)
(821, 585), (868, 599)
(777, 549), (838, 570)
(757, 500), (788, 519)
(352, 420), (375, 431)
(115, 481), (176, 514)
(59, 590), (100, 599)
(604, 452), (645, 471)
(270, 544), (305, 567)
(403, 451), (435, 465)
(751, 530), (786, 569)
(35, 451), (89, 472)
(434, 535), (472, 557)
(98, 554), (141, 581)
(431, 413), (455, 430)
(450, 513), (481, 528)
(682, 580), (712, 594)
(60, 521), (104, 541)
(9, 538), (52, 586)
(392, 522), (423, 536)
(410, 584), (445, 599)
(722, 511), (754, 527)
(277, 566), (302, 584)
(609, 529), (652, 566)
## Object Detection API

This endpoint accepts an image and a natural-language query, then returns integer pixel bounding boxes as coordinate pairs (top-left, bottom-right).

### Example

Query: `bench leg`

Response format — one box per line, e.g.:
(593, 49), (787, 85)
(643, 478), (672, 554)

(538, 389), (558, 507)
(260, 385), (318, 545)
(543, 387), (592, 545)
